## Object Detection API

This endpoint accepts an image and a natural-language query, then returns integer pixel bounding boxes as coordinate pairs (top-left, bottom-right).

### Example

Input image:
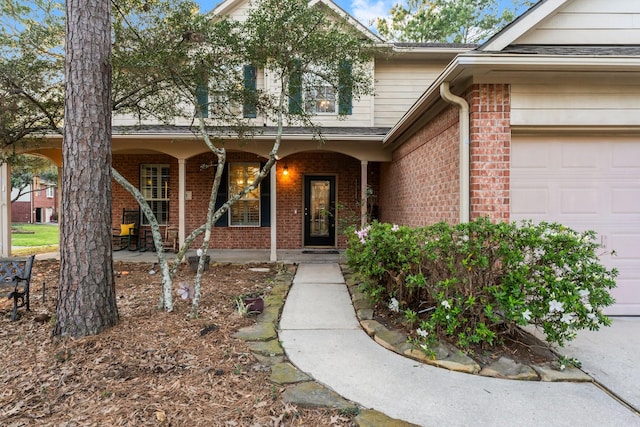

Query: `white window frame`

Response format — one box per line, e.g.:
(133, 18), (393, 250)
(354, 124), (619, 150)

(304, 74), (336, 115)
(45, 186), (54, 198)
(228, 162), (261, 227)
(140, 164), (170, 225)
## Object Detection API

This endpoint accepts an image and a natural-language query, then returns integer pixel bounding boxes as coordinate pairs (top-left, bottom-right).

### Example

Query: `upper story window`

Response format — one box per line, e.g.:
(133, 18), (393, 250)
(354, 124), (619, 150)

(305, 80), (336, 114)
(140, 164), (169, 225)
(289, 60), (352, 116)
(45, 187), (54, 198)
(229, 163), (260, 226)
(196, 65), (257, 119)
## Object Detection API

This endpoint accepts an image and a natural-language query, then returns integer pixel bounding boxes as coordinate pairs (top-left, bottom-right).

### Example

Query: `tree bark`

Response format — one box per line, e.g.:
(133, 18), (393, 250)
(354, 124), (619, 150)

(54, 0), (118, 337)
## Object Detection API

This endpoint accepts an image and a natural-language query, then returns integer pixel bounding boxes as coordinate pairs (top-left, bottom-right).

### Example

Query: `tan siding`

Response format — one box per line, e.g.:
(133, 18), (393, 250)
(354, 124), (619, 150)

(511, 80), (640, 127)
(374, 60), (445, 127)
(517, 0), (640, 45)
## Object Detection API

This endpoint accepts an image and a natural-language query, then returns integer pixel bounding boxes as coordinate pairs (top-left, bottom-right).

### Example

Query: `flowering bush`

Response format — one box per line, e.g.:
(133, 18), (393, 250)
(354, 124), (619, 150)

(346, 218), (617, 350)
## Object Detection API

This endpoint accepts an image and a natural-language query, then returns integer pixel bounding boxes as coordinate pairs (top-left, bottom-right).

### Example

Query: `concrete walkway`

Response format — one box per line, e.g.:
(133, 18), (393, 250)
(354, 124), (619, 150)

(279, 263), (640, 427)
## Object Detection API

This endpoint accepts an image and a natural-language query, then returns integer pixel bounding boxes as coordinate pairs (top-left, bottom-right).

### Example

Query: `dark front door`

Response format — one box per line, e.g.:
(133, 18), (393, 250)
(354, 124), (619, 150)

(304, 176), (336, 247)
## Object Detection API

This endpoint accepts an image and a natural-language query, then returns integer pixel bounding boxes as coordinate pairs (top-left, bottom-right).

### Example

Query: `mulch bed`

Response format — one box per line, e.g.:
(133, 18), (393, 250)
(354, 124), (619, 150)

(0, 259), (355, 426)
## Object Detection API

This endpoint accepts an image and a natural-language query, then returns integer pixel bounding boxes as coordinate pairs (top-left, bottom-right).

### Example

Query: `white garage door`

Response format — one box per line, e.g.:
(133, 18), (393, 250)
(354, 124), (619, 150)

(511, 136), (640, 315)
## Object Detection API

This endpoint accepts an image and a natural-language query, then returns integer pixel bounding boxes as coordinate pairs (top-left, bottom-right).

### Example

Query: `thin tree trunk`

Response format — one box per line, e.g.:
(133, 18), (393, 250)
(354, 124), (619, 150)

(54, 0), (118, 337)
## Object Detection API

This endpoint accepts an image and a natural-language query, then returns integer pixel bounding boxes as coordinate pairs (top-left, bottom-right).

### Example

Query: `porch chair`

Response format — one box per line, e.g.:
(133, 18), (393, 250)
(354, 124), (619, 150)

(112, 209), (140, 251)
(162, 226), (179, 253)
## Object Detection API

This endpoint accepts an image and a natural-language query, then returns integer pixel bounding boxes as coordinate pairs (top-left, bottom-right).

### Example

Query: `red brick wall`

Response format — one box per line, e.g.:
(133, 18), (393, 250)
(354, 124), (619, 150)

(11, 201), (30, 223)
(112, 151), (364, 250)
(379, 84), (512, 227)
(468, 84), (511, 222)
(379, 105), (461, 226)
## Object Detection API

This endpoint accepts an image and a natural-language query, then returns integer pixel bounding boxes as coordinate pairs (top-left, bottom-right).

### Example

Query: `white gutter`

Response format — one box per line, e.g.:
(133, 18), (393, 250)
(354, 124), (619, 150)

(439, 82), (470, 224)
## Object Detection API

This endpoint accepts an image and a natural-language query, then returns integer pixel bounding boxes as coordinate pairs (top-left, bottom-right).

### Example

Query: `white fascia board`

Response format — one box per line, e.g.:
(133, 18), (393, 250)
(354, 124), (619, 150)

(480, 0), (570, 52)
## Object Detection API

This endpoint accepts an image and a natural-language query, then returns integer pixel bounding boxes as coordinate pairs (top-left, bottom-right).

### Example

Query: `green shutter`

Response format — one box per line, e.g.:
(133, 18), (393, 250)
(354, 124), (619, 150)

(196, 72), (209, 118)
(243, 64), (257, 118)
(338, 60), (352, 116)
(288, 59), (303, 114)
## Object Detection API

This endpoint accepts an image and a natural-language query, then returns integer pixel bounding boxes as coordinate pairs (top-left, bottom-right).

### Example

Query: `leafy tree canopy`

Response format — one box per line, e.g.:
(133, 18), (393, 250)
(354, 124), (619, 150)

(376, 0), (536, 44)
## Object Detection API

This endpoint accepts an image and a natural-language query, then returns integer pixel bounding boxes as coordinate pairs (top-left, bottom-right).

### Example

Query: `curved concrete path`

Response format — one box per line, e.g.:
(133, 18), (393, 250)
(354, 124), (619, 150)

(279, 263), (640, 427)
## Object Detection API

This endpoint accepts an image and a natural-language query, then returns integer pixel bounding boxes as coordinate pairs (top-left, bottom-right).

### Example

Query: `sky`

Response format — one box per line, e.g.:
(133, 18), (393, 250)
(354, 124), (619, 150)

(196, 1), (531, 29)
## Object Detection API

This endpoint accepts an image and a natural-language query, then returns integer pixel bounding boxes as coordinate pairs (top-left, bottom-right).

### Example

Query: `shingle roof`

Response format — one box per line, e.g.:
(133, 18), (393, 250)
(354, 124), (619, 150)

(112, 125), (391, 138)
(497, 45), (640, 56)
(394, 42), (477, 49)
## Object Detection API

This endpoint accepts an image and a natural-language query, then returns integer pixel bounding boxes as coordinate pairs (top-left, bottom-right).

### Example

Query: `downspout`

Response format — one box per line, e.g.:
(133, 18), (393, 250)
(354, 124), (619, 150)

(440, 82), (470, 223)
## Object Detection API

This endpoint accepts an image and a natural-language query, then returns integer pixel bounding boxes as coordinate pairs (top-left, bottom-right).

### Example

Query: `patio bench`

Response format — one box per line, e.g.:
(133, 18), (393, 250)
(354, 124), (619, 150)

(0, 255), (35, 321)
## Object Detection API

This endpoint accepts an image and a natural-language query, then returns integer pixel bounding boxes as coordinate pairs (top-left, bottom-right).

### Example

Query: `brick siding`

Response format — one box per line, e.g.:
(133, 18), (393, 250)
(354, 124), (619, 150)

(112, 151), (365, 250)
(380, 83), (511, 226)
(379, 105), (461, 226)
(468, 84), (511, 222)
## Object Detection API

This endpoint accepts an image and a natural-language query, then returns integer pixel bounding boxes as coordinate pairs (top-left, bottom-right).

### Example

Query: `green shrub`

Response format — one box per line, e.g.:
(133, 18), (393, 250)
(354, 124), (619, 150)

(346, 218), (617, 350)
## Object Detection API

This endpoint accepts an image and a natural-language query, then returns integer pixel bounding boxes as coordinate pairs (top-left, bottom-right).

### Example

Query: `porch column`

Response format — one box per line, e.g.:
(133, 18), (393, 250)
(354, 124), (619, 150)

(270, 165), (277, 261)
(360, 160), (368, 228)
(0, 163), (11, 256)
(178, 158), (186, 248)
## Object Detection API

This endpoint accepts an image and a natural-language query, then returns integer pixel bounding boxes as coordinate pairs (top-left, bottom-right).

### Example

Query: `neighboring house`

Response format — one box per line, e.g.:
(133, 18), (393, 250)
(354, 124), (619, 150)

(31, 178), (58, 223)
(9, 179), (58, 224)
(3, 0), (638, 314)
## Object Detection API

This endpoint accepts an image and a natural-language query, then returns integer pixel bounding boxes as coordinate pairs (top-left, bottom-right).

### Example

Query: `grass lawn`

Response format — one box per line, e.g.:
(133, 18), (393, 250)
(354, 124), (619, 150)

(11, 223), (59, 254)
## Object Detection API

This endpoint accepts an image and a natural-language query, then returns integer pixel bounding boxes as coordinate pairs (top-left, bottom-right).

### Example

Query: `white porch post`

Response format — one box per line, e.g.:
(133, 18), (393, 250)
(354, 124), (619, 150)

(0, 163), (11, 256)
(178, 158), (186, 248)
(269, 165), (277, 261)
(360, 160), (368, 228)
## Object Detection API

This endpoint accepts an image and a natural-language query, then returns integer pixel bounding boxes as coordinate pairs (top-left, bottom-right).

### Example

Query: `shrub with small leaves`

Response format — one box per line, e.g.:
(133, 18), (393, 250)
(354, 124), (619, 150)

(346, 218), (617, 350)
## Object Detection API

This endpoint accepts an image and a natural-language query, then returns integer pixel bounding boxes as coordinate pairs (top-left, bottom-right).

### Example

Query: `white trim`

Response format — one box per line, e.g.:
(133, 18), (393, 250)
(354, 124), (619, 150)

(270, 166), (277, 261)
(0, 164), (10, 256)
(178, 158), (186, 248)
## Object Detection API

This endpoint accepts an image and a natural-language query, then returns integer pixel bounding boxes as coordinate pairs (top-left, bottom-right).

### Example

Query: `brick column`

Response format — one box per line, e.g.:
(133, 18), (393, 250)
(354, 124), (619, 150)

(468, 84), (511, 222)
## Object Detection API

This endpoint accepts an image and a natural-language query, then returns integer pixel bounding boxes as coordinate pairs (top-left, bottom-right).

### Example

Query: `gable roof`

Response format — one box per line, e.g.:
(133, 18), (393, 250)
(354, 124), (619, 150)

(384, 0), (640, 146)
(209, 0), (384, 43)
(480, 0), (570, 51)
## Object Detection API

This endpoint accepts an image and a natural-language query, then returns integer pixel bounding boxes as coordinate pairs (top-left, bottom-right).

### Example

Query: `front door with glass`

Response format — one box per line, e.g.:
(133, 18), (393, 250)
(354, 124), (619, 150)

(303, 176), (336, 247)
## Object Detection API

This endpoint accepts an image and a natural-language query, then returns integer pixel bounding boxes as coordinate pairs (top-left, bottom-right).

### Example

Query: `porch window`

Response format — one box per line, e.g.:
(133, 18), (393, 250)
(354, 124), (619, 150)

(229, 163), (260, 226)
(140, 164), (169, 225)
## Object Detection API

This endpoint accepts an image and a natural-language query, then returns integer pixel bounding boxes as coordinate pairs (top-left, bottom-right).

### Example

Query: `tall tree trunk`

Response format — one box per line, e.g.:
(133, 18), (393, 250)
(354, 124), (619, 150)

(54, 0), (118, 337)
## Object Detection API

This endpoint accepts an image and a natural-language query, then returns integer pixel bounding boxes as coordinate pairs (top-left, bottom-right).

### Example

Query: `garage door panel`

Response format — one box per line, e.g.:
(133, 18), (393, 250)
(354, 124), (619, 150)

(560, 188), (599, 214)
(561, 142), (601, 168)
(612, 188), (640, 214)
(511, 136), (640, 315)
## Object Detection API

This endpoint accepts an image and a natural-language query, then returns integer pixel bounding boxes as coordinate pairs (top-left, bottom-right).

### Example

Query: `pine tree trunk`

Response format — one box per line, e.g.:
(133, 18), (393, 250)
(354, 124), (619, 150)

(54, 0), (118, 337)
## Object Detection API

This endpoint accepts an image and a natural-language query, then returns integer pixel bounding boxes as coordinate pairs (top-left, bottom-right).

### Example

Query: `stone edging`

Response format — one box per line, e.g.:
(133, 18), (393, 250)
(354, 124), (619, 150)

(232, 264), (418, 427)
(341, 266), (593, 383)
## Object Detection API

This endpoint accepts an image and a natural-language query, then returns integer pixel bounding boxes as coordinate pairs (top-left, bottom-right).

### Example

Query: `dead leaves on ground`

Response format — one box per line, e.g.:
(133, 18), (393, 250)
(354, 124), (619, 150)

(0, 260), (356, 426)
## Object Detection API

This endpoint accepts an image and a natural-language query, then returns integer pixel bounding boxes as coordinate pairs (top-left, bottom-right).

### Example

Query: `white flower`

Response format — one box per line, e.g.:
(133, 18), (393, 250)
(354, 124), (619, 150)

(388, 297), (400, 313)
(391, 224), (399, 232)
(420, 344), (428, 351)
(416, 328), (428, 338)
(522, 309), (532, 321)
(441, 300), (451, 309)
(578, 289), (590, 298)
(549, 300), (564, 313)
(560, 313), (575, 324)
(446, 315), (450, 320)
(559, 364), (566, 371)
